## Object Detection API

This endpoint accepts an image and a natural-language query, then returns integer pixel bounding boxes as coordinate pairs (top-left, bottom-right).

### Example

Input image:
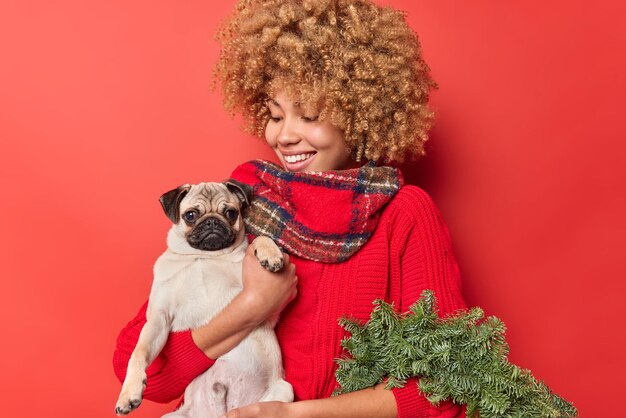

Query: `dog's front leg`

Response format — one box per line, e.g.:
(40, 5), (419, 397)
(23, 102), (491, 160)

(115, 309), (170, 415)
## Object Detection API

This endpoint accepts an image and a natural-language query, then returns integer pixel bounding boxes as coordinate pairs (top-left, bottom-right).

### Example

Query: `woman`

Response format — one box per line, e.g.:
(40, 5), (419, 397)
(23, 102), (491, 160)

(114, 1), (467, 416)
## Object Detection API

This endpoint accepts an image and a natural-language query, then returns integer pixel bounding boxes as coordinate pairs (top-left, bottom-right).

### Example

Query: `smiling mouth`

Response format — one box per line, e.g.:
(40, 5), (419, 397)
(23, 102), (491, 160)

(283, 152), (316, 163)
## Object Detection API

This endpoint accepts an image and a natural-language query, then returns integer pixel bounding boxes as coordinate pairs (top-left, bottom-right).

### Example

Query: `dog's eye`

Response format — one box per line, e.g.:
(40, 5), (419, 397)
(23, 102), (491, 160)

(224, 208), (238, 220)
(183, 210), (197, 222)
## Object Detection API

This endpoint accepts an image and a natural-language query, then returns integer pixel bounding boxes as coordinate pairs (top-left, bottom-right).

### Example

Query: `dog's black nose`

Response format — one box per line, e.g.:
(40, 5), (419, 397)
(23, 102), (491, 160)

(202, 217), (222, 229)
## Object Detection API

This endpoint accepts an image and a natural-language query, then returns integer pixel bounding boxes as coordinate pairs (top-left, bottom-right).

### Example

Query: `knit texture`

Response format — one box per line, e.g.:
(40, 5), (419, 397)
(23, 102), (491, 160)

(112, 183), (467, 417)
(231, 160), (403, 262)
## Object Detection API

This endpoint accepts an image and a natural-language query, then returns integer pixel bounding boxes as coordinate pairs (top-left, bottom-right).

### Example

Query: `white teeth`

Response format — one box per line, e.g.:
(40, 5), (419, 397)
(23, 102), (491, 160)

(285, 153), (314, 163)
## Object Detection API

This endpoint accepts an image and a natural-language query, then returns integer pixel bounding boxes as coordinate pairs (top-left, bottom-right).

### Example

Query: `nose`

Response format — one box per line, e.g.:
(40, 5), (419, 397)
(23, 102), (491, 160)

(276, 117), (301, 146)
(204, 217), (218, 228)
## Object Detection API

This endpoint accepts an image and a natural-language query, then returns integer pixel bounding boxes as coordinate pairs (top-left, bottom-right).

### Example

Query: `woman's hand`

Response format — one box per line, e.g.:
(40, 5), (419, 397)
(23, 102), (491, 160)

(240, 244), (298, 326)
(191, 245), (297, 358)
(221, 383), (399, 418)
(220, 401), (293, 418)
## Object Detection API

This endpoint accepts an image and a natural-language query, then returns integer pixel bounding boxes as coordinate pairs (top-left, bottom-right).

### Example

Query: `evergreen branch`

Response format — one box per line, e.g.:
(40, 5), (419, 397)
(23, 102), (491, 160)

(334, 290), (578, 418)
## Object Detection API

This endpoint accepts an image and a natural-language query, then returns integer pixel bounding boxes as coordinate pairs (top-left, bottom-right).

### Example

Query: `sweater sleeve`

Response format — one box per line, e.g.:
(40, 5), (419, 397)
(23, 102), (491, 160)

(112, 301), (216, 403)
(390, 186), (467, 418)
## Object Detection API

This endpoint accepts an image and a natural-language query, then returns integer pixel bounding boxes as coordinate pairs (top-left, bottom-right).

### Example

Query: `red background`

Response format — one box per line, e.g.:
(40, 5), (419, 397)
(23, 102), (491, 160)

(1, 1), (624, 416)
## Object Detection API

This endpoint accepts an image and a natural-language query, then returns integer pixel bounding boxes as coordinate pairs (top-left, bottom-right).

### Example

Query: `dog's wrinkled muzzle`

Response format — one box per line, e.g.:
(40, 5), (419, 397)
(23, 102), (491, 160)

(187, 217), (235, 251)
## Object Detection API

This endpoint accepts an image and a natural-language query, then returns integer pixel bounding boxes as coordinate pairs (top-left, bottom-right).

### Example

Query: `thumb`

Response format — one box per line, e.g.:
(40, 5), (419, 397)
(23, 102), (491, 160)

(220, 406), (247, 418)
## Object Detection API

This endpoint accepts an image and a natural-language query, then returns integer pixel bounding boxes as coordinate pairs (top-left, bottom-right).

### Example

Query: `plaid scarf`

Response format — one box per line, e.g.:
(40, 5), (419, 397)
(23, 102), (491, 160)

(230, 160), (404, 263)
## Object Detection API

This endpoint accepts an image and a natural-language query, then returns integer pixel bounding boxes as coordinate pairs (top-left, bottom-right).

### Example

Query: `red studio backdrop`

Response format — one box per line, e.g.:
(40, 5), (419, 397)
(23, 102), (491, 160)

(1, 1), (624, 417)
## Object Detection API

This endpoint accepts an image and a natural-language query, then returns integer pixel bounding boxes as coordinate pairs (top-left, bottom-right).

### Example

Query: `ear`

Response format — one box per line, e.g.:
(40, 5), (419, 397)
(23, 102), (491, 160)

(159, 184), (191, 223)
(224, 179), (253, 208)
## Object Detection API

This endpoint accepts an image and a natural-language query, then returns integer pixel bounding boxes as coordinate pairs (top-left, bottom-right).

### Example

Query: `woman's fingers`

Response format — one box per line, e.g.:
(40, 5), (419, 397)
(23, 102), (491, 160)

(240, 247), (298, 323)
(221, 403), (260, 418)
(220, 402), (288, 418)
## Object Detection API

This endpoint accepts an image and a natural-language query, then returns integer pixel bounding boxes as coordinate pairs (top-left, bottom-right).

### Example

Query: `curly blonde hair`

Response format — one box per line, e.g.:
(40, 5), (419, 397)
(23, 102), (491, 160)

(214, 0), (437, 163)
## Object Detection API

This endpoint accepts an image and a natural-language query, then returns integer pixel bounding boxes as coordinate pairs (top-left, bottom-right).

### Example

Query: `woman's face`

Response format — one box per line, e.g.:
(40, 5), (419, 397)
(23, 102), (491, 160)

(265, 92), (355, 173)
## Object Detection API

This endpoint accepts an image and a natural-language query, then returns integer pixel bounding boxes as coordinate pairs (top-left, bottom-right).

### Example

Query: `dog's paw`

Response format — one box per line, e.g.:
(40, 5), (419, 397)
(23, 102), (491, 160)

(259, 252), (284, 272)
(115, 379), (146, 415)
(253, 236), (284, 272)
(115, 398), (141, 416)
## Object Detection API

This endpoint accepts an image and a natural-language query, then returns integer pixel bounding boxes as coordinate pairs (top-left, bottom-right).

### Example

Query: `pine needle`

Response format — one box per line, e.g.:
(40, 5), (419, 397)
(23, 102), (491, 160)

(334, 290), (578, 418)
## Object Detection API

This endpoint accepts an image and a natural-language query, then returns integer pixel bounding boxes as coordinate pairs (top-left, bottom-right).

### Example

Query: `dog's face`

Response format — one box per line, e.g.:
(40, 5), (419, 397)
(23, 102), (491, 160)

(159, 180), (252, 252)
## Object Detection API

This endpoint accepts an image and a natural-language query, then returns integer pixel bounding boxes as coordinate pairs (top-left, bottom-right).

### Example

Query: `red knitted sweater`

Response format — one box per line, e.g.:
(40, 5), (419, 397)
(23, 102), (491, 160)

(113, 185), (467, 418)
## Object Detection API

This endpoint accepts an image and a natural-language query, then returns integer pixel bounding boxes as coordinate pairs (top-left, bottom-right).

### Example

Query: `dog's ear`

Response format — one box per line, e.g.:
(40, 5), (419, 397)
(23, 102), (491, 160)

(159, 184), (191, 223)
(224, 179), (253, 208)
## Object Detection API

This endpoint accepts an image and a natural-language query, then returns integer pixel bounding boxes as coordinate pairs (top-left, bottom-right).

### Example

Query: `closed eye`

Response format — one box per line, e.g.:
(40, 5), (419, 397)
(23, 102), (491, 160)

(302, 115), (319, 122)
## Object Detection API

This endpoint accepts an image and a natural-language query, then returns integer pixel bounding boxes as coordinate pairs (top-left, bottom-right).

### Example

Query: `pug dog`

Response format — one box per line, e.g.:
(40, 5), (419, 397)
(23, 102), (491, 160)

(115, 180), (294, 417)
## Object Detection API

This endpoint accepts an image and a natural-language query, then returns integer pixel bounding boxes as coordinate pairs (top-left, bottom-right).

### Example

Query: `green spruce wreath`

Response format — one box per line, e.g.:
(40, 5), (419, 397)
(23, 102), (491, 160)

(334, 290), (577, 417)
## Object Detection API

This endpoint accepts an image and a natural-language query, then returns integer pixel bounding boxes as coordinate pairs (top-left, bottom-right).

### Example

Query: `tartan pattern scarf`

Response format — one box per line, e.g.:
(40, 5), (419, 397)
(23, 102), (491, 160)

(230, 160), (404, 263)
